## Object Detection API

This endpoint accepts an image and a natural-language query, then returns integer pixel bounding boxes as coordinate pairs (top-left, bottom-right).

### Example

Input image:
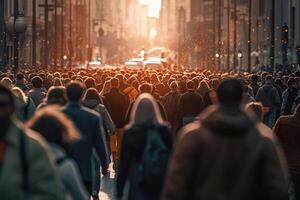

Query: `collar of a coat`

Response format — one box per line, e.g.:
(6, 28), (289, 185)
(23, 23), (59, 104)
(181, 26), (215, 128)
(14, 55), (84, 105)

(66, 102), (82, 108)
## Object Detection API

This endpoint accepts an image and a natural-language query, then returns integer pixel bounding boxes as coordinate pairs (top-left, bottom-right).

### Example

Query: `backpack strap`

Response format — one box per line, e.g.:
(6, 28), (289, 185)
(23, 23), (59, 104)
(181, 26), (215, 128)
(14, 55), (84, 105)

(19, 130), (29, 192)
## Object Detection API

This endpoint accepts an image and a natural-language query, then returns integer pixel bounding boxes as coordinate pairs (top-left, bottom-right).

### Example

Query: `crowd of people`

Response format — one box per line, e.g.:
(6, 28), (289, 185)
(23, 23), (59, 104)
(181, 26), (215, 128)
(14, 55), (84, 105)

(0, 66), (299, 200)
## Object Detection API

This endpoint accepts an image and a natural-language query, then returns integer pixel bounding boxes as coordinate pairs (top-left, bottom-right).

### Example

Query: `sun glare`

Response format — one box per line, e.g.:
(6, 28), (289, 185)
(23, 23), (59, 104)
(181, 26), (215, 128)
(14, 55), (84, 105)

(149, 28), (158, 39)
(139, 0), (162, 18)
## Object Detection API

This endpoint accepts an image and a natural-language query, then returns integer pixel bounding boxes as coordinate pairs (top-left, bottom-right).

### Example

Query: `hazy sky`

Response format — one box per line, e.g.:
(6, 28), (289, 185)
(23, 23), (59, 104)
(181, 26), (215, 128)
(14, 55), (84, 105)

(139, 0), (162, 18)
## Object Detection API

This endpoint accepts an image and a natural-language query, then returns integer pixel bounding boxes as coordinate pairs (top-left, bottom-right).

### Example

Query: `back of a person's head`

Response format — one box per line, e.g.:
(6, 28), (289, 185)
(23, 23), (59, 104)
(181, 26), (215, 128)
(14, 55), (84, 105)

(31, 76), (43, 88)
(84, 88), (100, 102)
(217, 79), (243, 107)
(139, 83), (153, 94)
(1, 77), (13, 88)
(0, 84), (15, 109)
(110, 78), (119, 89)
(186, 81), (195, 90)
(66, 81), (85, 102)
(265, 75), (274, 83)
(169, 81), (178, 91)
(85, 77), (96, 89)
(287, 78), (296, 87)
(47, 86), (67, 105)
(129, 93), (163, 126)
(251, 74), (259, 83)
(16, 73), (24, 81)
(246, 102), (263, 122)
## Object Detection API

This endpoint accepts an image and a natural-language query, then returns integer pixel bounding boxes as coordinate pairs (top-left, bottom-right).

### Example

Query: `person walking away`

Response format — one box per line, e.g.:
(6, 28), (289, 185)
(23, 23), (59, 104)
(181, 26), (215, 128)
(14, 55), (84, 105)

(104, 78), (129, 169)
(26, 106), (89, 200)
(117, 94), (173, 200)
(274, 104), (300, 200)
(15, 73), (29, 92)
(178, 81), (204, 126)
(28, 76), (46, 107)
(249, 74), (261, 97)
(37, 86), (67, 109)
(11, 87), (36, 122)
(256, 75), (281, 127)
(0, 84), (64, 199)
(163, 79), (288, 200)
(162, 81), (181, 134)
(62, 81), (108, 198)
(281, 78), (299, 115)
(82, 88), (116, 199)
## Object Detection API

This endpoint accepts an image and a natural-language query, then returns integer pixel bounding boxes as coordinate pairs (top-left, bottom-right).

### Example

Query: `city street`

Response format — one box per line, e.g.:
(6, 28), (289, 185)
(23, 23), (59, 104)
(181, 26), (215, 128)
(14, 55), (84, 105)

(99, 164), (116, 200)
(0, 0), (300, 200)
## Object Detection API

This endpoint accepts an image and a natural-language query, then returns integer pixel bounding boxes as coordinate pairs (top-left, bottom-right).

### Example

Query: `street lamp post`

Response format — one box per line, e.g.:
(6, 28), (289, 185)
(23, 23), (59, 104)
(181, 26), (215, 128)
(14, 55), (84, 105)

(44, 0), (49, 68)
(6, 2), (27, 72)
(69, 0), (72, 69)
(218, 0), (222, 70)
(248, 0), (252, 73)
(270, 0), (275, 70)
(233, 0), (237, 71)
(0, 0), (5, 68)
(227, 0), (230, 71)
(60, 0), (65, 68)
(238, 51), (243, 70)
(32, 0), (37, 66)
(54, 0), (58, 68)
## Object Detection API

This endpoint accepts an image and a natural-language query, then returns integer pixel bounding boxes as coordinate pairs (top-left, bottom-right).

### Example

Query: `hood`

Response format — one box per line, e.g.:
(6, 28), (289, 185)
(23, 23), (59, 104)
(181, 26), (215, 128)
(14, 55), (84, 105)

(50, 143), (67, 160)
(199, 106), (255, 135)
(82, 99), (99, 109)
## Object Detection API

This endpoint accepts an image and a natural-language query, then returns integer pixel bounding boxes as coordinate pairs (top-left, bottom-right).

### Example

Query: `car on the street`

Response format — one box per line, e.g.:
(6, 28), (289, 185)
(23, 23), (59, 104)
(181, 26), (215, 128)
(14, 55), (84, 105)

(143, 60), (164, 70)
(87, 60), (105, 69)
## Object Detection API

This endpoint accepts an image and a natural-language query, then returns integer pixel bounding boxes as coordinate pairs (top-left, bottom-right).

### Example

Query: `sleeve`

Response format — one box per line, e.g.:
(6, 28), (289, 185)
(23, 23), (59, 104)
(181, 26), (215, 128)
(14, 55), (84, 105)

(28, 98), (36, 120)
(116, 132), (131, 198)
(162, 132), (201, 200)
(281, 90), (288, 113)
(272, 118), (282, 138)
(93, 115), (109, 170)
(273, 88), (281, 107)
(259, 139), (289, 200)
(255, 88), (262, 101)
(28, 139), (65, 200)
(101, 106), (116, 135)
(62, 161), (89, 200)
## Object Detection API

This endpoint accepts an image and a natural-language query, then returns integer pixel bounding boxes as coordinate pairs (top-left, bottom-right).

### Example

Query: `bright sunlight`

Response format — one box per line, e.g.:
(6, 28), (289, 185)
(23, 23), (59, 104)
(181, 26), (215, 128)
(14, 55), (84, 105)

(139, 0), (162, 18)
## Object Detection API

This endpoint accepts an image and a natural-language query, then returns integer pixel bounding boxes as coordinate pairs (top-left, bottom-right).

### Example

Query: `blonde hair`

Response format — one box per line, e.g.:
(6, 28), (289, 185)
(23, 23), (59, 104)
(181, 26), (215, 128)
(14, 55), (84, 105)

(12, 87), (27, 103)
(128, 93), (164, 127)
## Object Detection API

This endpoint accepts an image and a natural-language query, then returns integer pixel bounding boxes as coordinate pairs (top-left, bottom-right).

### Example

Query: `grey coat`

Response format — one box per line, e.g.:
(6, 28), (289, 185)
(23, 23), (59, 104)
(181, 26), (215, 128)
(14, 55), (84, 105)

(62, 103), (109, 182)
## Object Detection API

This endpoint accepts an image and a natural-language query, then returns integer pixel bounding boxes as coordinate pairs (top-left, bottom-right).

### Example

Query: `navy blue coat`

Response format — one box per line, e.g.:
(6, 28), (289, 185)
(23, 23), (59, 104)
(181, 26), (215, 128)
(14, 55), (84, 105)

(62, 103), (108, 182)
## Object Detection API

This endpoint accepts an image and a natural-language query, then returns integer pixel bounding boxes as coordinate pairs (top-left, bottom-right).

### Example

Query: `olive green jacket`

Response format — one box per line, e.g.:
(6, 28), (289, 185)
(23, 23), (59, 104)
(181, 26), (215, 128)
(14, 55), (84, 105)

(0, 121), (65, 200)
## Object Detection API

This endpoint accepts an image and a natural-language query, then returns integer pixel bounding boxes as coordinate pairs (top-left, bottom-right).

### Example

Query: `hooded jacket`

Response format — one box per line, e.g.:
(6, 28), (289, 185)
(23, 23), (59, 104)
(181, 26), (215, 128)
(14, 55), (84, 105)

(163, 106), (288, 200)
(82, 99), (116, 135)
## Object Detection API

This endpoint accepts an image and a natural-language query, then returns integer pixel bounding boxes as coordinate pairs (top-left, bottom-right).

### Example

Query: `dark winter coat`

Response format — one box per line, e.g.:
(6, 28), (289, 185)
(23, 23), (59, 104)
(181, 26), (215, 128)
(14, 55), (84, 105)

(62, 103), (108, 182)
(117, 124), (173, 200)
(104, 88), (130, 128)
(163, 106), (288, 200)
(274, 110), (300, 169)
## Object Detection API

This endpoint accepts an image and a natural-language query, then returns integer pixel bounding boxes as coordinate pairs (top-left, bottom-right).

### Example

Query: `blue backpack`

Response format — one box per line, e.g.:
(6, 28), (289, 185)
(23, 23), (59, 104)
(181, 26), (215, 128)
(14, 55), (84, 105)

(138, 125), (170, 187)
